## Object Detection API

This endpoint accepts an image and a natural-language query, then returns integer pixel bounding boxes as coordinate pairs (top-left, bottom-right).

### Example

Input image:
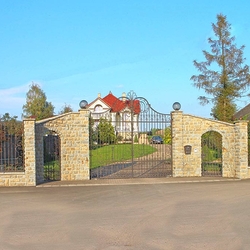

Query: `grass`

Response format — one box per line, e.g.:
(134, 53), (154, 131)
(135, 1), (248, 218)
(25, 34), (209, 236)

(44, 160), (60, 170)
(44, 160), (60, 180)
(90, 144), (157, 169)
(202, 163), (222, 171)
(43, 144), (158, 170)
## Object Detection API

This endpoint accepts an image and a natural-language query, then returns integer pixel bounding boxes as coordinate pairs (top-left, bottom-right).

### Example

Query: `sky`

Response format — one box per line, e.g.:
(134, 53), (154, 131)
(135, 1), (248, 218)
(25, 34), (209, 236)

(1, 0), (250, 120)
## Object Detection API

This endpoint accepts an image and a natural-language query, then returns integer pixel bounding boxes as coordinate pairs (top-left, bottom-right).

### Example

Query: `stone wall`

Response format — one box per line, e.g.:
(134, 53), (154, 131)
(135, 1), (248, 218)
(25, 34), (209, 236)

(171, 111), (249, 179)
(0, 109), (89, 186)
(35, 109), (90, 184)
(1, 108), (249, 186)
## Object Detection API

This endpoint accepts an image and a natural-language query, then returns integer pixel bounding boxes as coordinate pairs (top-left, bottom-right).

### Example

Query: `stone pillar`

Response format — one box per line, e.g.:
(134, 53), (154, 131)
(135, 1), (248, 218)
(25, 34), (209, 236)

(171, 111), (184, 177)
(23, 118), (36, 186)
(77, 109), (90, 180)
(234, 120), (248, 179)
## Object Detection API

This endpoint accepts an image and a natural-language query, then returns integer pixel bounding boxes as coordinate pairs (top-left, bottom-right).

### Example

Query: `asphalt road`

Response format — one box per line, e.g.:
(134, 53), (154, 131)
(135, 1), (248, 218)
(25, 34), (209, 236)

(1, 180), (250, 250)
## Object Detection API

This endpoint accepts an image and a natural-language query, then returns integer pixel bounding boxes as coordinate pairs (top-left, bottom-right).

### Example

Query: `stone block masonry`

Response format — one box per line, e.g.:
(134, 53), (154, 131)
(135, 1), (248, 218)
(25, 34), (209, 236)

(35, 109), (90, 184)
(171, 111), (248, 179)
(1, 108), (249, 186)
(0, 110), (89, 186)
(0, 118), (36, 186)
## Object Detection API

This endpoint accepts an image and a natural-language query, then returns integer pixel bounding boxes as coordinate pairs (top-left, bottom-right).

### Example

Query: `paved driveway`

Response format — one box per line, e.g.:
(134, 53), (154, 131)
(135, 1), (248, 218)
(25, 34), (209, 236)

(1, 180), (250, 250)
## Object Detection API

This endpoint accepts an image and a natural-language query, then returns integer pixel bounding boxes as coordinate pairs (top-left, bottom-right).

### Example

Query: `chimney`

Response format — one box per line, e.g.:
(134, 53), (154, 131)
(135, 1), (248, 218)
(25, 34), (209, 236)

(122, 92), (126, 102)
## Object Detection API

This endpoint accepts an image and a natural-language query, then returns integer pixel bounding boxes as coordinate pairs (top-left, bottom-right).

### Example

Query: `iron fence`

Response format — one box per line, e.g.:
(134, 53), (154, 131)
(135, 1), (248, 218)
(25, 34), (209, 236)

(0, 133), (24, 172)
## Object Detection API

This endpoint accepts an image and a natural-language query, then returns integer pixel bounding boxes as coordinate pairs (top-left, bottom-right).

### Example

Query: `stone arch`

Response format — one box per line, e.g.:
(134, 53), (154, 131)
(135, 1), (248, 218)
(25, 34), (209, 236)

(171, 111), (249, 179)
(34, 110), (90, 184)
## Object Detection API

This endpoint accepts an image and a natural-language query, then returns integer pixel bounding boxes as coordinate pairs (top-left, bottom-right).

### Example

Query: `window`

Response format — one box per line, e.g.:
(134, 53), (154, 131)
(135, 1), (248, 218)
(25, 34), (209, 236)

(94, 105), (103, 112)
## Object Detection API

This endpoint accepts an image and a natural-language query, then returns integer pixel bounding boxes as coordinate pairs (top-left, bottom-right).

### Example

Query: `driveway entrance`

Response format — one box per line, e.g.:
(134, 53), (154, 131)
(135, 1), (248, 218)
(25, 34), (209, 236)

(89, 91), (172, 179)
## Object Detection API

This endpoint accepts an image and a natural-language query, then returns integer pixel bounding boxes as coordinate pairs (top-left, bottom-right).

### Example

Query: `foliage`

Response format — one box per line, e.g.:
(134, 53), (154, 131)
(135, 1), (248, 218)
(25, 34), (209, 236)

(201, 131), (222, 161)
(0, 113), (23, 143)
(202, 163), (222, 172)
(117, 135), (123, 142)
(90, 144), (157, 169)
(191, 14), (250, 122)
(22, 82), (54, 120)
(163, 126), (171, 144)
(44, 160), (60, 181)
(58, 103), (73, 114)
(151, 128), (161, 135)
(96, 117), (116, 144)
(89, 116), (98, 149)
(134, 134), (139, 143)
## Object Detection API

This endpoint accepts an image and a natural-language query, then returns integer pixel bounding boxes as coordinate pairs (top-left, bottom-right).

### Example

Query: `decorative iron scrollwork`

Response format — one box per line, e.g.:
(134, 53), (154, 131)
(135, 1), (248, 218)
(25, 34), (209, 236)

(16, 135), (24, 169)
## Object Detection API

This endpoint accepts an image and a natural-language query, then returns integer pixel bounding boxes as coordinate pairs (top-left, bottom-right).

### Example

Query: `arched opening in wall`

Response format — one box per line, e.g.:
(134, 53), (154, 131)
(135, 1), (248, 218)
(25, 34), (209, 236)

(201, 131), (222, 177)
(43, 131), (61, 181)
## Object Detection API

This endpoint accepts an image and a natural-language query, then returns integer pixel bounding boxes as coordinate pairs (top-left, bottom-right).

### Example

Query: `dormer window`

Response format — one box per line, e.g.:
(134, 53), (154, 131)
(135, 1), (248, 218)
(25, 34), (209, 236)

(94, 105), (103, 112)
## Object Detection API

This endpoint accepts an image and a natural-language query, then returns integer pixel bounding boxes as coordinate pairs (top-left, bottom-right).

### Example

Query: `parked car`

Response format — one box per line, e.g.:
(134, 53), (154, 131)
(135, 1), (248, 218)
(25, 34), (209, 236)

(150, 136), (163, 144)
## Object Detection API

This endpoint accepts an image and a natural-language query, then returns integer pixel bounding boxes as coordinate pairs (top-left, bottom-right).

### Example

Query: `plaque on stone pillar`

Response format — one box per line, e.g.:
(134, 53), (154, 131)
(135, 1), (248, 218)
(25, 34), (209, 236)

(184, 145), (192, 154)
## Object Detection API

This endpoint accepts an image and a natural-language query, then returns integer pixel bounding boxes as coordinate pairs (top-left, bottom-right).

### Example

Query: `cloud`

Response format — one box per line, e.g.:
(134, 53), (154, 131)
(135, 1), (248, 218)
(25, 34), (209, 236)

(0, 83), (30, 117)
(0, 84), (29, 96)
(115, 84), (124, 89)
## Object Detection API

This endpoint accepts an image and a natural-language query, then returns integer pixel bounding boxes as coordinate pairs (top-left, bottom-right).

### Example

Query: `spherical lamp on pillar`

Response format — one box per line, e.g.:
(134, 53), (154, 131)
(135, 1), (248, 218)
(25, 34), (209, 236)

(79, 100), (88, 109)
(172, 102), (181, 111)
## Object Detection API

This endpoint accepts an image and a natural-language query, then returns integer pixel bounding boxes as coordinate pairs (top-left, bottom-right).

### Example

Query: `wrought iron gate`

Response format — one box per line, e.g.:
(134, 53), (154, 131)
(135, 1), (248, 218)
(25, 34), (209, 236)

(201, 131), (222, 176)
(43, 133), (61, 181)
(0, 125), (24, 172)
(90, 91), (172, 179)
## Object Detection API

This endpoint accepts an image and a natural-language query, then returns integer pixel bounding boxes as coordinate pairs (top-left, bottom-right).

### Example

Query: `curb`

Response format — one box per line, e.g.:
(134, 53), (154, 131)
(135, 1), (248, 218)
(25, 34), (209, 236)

(36, 177), (241, 188)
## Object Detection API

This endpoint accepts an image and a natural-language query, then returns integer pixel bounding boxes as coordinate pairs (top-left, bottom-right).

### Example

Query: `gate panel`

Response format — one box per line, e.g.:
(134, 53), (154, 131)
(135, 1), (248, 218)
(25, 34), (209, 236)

(0, 124), (24, 172)
(201, 131), (222, 176)
(43, 133), (61, 181)
(90, 91), (172, 179)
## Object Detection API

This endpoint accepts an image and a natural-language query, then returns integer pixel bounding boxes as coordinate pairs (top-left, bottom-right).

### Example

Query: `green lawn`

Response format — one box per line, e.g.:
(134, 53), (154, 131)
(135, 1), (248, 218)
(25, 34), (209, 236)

(90, 144), (157, 169)
(43, 144), (157, 170)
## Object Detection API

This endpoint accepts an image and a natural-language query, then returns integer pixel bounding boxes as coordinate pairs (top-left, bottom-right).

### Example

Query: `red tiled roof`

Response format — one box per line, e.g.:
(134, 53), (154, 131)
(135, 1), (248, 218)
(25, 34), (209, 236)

(102, 93), (140, 114)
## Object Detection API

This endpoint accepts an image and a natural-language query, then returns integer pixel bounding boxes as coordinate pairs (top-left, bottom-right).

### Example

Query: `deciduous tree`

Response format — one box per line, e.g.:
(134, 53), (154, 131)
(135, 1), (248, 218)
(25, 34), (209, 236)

(0, 113), (22, 135)
(58, 103), (73, 114)
(191, 14), (250, 122)
(22, 83), (54, 120)
(97, 117), (116, 144)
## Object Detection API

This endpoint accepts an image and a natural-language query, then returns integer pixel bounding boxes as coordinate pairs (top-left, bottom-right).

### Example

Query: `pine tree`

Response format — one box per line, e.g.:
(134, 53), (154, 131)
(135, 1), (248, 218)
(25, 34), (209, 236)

(191, 14), (250, 122)
(22, 82), (54, 120)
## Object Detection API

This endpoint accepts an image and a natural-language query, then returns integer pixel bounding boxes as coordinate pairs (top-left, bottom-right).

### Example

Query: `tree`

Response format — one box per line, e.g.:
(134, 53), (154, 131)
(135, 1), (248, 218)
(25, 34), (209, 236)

(22, 83), (54, 120)
(164, 126), (171, 144)
(0, 113), (23, 151)
(191, 14), (250, 122)
(58, 103), (73, 114)
(89, 117), (98, 149)
(0, 113), (22, 135)
(96, 117), (116, 144)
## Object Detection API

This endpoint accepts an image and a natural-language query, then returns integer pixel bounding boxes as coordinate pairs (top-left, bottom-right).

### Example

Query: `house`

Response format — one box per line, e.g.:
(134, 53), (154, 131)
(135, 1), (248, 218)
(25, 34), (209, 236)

(87, 92), (141, 140)
(233, 104), (250, 120)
